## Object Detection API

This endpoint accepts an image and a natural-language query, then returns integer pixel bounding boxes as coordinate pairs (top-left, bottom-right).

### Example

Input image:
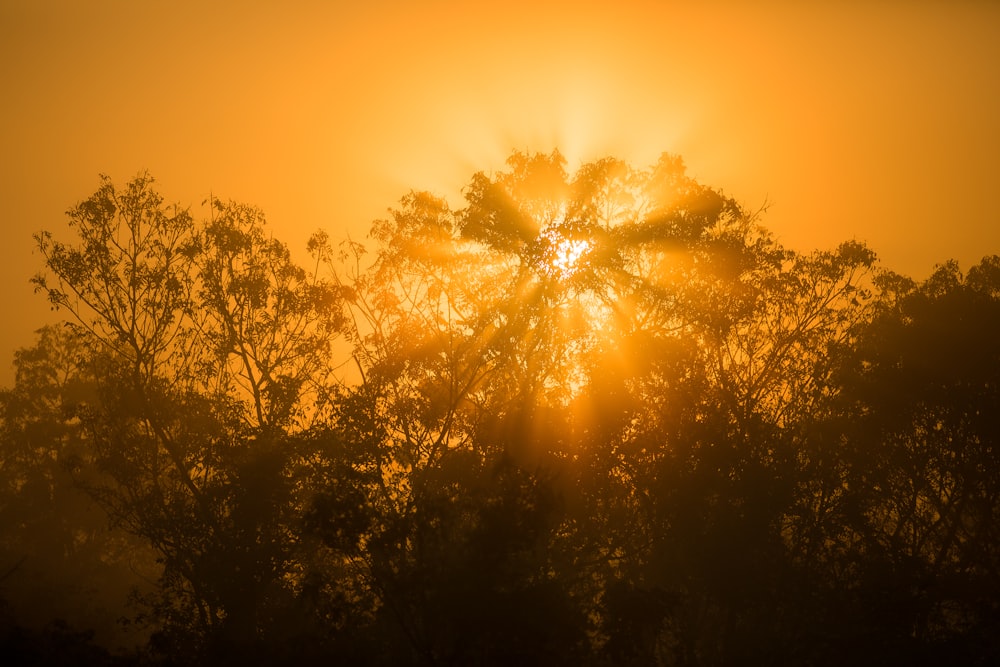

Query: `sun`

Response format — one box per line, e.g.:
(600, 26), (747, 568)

(547, 235), (592, 280)
(536, 205), (594, 283)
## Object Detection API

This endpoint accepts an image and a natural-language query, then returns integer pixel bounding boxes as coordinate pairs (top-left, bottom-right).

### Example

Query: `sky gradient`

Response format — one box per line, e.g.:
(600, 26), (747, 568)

(2, 0), (998, 385)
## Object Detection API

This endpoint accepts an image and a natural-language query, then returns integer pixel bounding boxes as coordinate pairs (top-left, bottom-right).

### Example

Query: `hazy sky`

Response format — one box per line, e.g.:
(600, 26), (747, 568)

(2, 0), (998, 386)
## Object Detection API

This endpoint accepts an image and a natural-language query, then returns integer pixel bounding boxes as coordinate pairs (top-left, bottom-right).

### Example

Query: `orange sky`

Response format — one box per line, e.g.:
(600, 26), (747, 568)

(2, 0), (999, 386)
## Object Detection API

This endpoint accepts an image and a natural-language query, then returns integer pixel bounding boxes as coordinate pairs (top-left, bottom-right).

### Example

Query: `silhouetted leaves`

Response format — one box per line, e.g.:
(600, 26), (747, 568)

(5, 159), (999, 665)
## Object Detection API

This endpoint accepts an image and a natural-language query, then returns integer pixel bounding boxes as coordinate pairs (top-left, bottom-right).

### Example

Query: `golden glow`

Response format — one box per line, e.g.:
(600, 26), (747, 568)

(2, 1), (998, 389)
(544, 232), (592, 281)
(555, 238), (591, 276)
(535, 204), (594, 283)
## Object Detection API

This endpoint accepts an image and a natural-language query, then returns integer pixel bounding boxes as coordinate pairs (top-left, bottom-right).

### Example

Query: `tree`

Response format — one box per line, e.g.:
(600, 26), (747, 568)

(812, 257), (1000, 663)
(30, 174), (350, 660)
(0, 324), (156, 652)
(329, 150), (886, 664)
(18, 155), (1000, 665)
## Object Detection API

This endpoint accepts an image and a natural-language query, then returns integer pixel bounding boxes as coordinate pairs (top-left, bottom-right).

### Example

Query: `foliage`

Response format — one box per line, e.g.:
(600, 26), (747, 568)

(2, 155), (998, 665)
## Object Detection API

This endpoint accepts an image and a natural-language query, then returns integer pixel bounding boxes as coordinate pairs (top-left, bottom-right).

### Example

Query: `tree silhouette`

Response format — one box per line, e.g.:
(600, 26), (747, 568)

(0, 324), (156, 653)
(28, 174), (351, 661)
(812, 257), (1000, 664)
(4, 154), (998, 665)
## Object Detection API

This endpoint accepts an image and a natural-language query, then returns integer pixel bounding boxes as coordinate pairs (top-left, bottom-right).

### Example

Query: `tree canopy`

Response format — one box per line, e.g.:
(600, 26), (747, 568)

(3, 152), (998, 665)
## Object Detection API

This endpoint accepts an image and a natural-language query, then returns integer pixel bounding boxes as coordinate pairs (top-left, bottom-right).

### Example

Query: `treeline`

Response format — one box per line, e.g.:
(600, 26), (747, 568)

(1, 152), (998, 665)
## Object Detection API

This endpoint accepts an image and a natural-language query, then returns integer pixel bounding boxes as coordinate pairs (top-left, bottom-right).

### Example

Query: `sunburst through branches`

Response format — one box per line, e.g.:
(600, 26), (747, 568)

(365, 150), (765, 414)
